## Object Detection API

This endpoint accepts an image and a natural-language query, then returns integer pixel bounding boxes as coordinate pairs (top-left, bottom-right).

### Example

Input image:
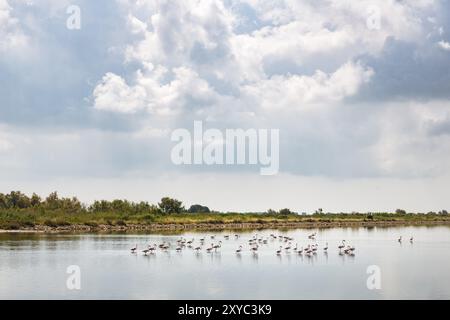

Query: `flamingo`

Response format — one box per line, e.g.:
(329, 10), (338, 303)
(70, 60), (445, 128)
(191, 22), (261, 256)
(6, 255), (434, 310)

(194, 246), (201, 252)
(251, 245), (259, 254)
(410, 237), (414, 243)
(130, 244), (137, 253)
(213, 241), (222, 251)
(276, 246), (282, 255)
(297, 246), (303, 254)
(285, 242), (292, 251)
(206, 244), (214, 253)
(398, 236), (402, 243)
(338, 240), (346, 250)
(323, 243), (328, 252)
(236, 245), (243, 253)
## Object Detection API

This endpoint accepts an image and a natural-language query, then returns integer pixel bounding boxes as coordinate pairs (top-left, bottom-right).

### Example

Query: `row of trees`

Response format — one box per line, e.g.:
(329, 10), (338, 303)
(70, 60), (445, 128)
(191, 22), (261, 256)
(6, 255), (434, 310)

(4, 191), (446, 216)
(0, 191), (82, 212)
(0, 191), (211, 215)
(0, 191), (297, 215)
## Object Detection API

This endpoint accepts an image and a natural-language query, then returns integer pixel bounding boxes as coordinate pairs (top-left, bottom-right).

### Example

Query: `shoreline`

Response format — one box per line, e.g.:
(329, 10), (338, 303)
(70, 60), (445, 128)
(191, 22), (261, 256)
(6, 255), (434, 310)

(1, 219), (450, 233)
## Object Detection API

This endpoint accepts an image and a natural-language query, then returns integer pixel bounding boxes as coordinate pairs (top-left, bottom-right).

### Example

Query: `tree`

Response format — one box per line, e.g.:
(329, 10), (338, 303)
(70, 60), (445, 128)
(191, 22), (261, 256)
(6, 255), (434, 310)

(314, 208), (324, 215)
(395, 209), (407, 215)
(279, 208), (293, 215)
(6, 191), (31, 209)
(266, 209), (277, 215)
(30, 193), (42, 207)
(158, 197), (184, 214)
(439, 210), (448, 215)
(45, 192), (60, 210)
(188, 204), (211, 214)
(0, 193), (8, 209)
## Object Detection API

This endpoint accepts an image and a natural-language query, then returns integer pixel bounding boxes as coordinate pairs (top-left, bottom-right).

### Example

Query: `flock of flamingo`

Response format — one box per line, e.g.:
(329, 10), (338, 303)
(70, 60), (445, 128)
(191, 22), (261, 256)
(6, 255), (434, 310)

(127, 231), (391, 257)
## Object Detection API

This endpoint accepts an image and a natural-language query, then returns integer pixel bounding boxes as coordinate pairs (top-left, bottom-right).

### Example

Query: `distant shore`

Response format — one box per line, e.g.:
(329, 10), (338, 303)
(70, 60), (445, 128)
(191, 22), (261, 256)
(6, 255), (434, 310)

(1, 219), (450, 233)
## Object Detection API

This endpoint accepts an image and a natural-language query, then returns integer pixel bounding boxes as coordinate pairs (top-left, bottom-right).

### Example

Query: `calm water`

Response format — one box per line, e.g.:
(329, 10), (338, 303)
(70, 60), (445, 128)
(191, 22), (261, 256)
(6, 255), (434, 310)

(1, 226), (450, 299)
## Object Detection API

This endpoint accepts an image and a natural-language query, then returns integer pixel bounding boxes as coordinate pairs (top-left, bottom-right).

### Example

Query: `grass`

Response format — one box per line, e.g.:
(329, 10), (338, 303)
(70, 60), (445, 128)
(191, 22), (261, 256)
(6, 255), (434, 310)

(1, 208), (450, 230)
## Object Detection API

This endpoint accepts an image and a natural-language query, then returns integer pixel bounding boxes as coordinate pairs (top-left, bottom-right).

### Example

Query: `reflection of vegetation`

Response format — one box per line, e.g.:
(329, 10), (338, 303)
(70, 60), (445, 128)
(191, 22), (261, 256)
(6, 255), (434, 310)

(0, 191), (449, 230)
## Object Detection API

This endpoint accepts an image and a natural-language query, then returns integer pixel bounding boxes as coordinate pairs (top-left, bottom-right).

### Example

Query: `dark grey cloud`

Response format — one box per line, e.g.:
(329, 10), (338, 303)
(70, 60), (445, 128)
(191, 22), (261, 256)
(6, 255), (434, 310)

(0, 0), (136, 131)
(355, 37), (450, 102)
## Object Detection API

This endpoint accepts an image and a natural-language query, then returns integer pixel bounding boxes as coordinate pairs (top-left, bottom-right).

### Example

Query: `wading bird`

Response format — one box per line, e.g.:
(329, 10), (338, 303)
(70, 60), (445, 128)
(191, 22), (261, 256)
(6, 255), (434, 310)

(213, 241), (222, 251)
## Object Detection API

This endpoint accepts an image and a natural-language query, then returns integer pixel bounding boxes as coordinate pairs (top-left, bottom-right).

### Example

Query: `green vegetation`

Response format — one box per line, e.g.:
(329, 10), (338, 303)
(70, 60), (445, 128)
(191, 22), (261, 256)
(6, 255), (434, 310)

(0, 191), (449, 230)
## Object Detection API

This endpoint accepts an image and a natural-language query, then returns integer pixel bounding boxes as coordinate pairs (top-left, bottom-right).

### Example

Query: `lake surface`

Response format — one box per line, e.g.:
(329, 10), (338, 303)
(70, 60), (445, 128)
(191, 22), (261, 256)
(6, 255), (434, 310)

(1, 226), (450, 299)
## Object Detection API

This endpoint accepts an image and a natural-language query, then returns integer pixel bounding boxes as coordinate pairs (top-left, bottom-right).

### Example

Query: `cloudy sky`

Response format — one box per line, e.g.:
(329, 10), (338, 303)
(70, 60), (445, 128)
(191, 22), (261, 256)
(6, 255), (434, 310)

(1, 0), (450, 212)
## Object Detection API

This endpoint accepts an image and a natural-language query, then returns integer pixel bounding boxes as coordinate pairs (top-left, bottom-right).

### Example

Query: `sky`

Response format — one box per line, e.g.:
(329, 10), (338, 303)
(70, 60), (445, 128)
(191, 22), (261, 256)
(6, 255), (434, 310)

(1, 0), (450, 213)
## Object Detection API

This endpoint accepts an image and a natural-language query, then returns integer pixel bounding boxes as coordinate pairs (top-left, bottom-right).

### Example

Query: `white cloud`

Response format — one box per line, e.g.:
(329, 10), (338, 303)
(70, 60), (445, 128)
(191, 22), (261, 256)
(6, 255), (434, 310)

(94, 0), (438, 116)
(93, 72), (147, 114)
(0, 0), (27, 51)
(0, 137), (12, 152)
(93, 67), (222, 115)
(438, 40), (450, 51)
(242, 61), (374, 110)
(369, 100), (450, 177)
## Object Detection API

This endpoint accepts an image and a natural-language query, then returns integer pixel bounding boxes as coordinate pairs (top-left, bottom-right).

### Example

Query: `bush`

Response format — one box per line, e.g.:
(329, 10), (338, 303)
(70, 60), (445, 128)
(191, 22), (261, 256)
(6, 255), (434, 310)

(279, 208), (294, 215)
(158, 197), (185, 214)
(188, 204), (211, 214)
